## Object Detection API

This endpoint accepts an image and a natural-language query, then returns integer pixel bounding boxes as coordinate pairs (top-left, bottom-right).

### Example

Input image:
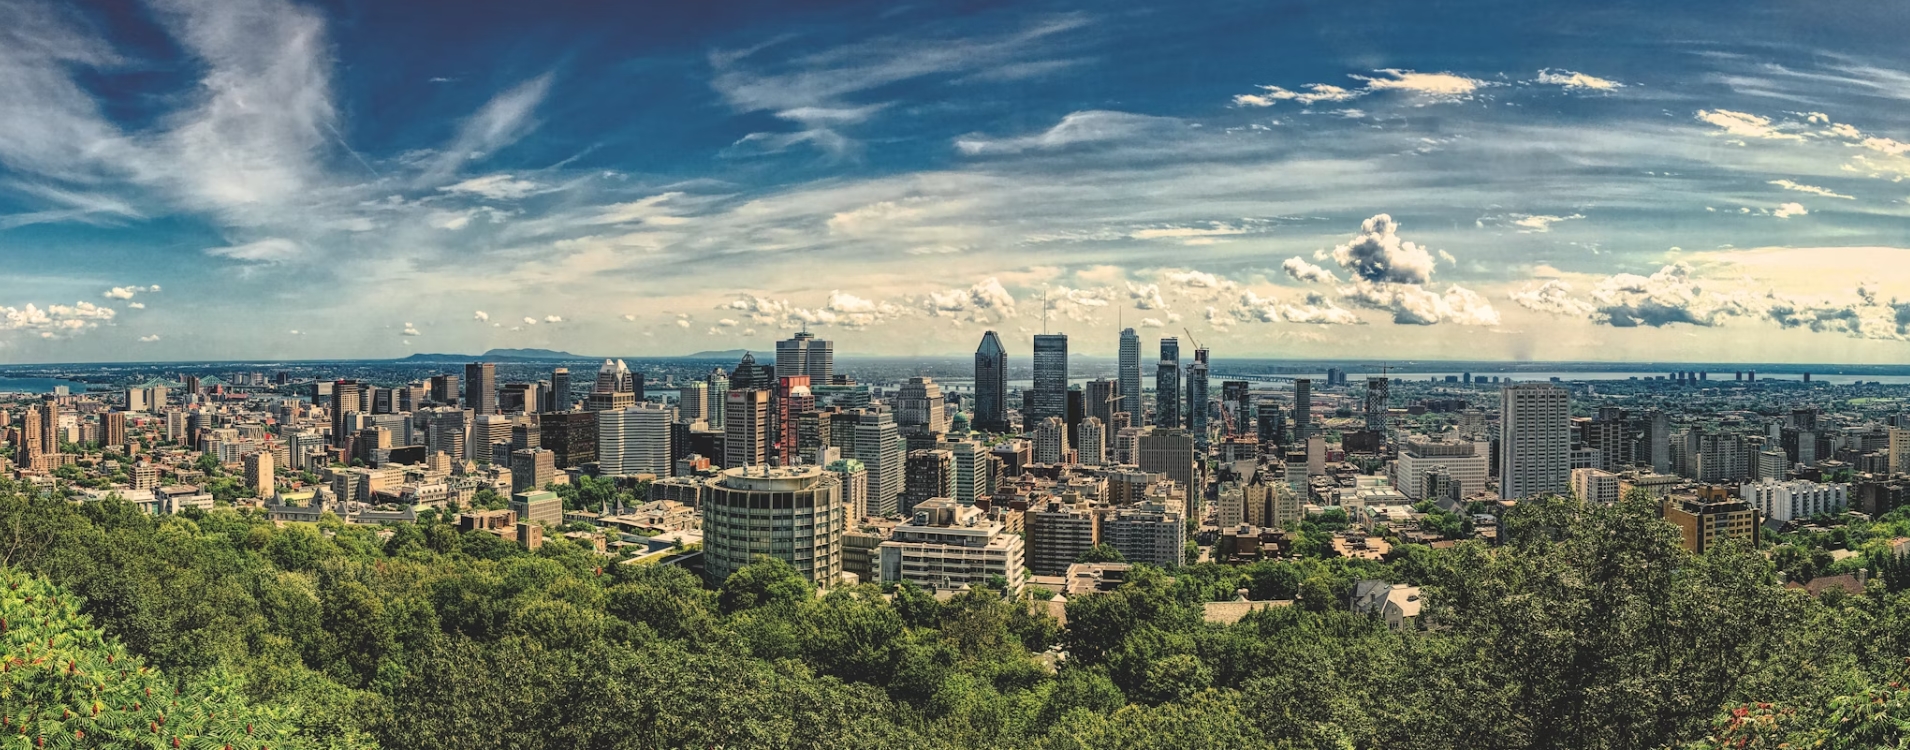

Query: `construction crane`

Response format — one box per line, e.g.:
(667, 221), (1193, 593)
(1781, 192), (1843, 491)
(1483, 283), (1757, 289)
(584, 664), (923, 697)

(1183, 327), (1202, 351)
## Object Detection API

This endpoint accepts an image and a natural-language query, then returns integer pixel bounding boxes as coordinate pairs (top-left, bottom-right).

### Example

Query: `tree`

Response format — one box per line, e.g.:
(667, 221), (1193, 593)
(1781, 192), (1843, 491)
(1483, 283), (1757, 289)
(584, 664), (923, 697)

(717, 556), (812, 614)
(1076, 543), (1127, 564)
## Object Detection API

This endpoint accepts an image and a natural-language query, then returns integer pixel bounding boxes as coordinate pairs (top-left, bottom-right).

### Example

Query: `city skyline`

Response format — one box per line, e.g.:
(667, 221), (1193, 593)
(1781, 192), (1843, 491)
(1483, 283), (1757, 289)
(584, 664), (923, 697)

(3, 0), (1910, 364)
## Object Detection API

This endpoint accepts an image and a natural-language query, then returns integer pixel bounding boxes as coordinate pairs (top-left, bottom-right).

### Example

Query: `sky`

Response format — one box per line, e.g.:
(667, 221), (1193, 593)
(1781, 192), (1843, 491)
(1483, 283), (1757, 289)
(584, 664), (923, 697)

(3, 0), (1910, 364)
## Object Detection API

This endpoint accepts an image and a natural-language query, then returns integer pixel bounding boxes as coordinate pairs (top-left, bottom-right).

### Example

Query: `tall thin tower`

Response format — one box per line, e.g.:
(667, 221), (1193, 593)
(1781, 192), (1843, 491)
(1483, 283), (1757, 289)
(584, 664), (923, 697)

(1155, 338), (1181, 429)
(1118, 328), (1142, 425)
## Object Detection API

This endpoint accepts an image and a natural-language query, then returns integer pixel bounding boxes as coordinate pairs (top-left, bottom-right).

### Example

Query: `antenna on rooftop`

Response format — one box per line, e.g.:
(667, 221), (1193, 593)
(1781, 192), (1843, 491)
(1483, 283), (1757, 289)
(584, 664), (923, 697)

(1042, 288), (1050, 334)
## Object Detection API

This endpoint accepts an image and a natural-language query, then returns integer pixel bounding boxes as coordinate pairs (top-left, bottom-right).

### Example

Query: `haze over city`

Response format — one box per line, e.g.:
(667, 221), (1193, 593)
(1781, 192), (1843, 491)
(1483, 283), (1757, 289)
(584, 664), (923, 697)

(2, 0), (1909, 364)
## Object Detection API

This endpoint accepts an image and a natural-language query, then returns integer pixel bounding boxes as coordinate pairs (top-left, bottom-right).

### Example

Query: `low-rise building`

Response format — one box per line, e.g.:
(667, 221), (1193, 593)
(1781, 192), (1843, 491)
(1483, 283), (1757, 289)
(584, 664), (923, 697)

(878, 498), (1025, 595)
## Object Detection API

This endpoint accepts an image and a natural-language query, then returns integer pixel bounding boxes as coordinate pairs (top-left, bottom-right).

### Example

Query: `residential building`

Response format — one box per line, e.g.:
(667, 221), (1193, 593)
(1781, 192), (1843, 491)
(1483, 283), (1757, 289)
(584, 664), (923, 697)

(1663, 493), (1758, 553)
(1102, 501), (1184, 568)
(1394, 437), (1489, 501)
(1078, 417), (1107, 466)
(1741, 479), (1848, 523)
(511, 489), (564, 526)
(1499, 383), (1572, 500)
(1026, 497), (1102, 576)
(903, 449), (954, 517)
(1034, 416), (1068, 464)
(1138, 429), (1198, 516)
(1571, 467), (1621, 504)
(946, 439), (990, 505)
(701, 465), (846, 585)
(243, 451), (274, 498)
(880, 498), (1026, 595)
(827, 459), (870, 519)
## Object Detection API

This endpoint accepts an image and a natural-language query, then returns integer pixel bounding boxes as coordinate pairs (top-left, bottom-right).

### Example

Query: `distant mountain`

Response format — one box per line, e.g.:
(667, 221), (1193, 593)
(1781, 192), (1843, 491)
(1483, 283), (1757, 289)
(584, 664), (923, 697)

(394, 348), (587, 363)
(680, 349), (754, 360)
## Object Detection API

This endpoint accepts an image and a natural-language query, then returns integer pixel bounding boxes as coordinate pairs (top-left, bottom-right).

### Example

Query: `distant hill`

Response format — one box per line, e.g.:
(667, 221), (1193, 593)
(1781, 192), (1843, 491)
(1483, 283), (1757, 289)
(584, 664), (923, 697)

(394, 348), (587, 363)
(680, 349), (755, 360)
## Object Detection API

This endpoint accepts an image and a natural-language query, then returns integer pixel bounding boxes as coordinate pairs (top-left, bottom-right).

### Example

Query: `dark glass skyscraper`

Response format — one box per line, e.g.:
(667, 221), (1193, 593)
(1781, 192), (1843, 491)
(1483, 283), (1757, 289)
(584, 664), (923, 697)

(973, 331), (1009, 432)
(1031, 334), (1070, 432)
(1155, 337), (1181, 429)
(1118, 327), (1142, 425)
(1186, 346), (1209, 446)
(464, 363), (497, 416)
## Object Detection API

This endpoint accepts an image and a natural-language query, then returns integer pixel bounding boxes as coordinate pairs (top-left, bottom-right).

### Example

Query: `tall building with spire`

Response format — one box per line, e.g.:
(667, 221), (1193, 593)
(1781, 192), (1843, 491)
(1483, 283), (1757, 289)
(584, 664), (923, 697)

(973, 331), (1009, 433)
(1155, 337), (1181, 429)
(1118, 327), (1143, 425)
(776, 331), (833, 384)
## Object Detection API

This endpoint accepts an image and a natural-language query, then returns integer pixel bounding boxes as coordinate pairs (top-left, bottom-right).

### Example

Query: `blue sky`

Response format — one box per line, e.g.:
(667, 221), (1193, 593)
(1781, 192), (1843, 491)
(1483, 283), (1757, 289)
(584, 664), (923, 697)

(3, 0), (1910, 363)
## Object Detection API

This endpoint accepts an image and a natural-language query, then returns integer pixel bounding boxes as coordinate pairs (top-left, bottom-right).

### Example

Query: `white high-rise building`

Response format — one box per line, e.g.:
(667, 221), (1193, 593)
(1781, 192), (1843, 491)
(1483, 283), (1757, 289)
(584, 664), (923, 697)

(1741, 478), (1847, 523)
(879, 498), (1025, 595)
(946, 439), (990, 505)
(599, 403), (674, 477)
(1392, 437), (1489, 501)
(827, 458), (870, 520)
(1499, 383), (1572, 500)
(1078, 417), (1107, 466)
(1034, 416), (1068, 464)
(851, 409), (904, 516)
(1570, 467), (1622, 505)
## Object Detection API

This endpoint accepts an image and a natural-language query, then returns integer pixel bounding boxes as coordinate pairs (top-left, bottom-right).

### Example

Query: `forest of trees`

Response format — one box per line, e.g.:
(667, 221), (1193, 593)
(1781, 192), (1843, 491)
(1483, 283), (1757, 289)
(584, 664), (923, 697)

(0, 481), (1907, 749)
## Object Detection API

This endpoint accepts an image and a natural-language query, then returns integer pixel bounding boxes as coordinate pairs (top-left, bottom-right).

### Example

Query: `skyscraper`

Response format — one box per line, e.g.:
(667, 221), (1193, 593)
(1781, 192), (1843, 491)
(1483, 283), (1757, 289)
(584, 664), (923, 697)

(1292, 378), (1312, 441)
(464, 363), (498, 416)
(896, 377), (947, 436)
(1363, 377), (1390, 432)
(599, 403), (674, 477)
(903, 448), (954, 517)
(1078, 417), (1107, 466)
(331, 380), (361, 450)
(548, 367), (571, 412)
(1185, 346), (1209, 444)
(706, 369), (730, 427)
(1155, 337), (1181, 429)
(429, 374), (459, 406)
(972, 331), (1009, 433)
(724, 389), (769, 468)
(1500, 383), (1573, 500)
(1031, 334), (1069, 433)
(776, 331), (834, 384)
(852, 409), (904, 516)
(1085, 378), (1120, 432)
(1118, 328), (1143, 425)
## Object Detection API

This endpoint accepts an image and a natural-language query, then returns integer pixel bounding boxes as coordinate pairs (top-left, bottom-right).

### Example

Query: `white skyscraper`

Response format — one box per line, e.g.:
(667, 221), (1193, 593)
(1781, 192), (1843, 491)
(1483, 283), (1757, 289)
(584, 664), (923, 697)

(599, 403), (675, 477)
(1499, 383), (1572, 500)
(1078, 417), (1107, 466)
(852, 409), (904, 516)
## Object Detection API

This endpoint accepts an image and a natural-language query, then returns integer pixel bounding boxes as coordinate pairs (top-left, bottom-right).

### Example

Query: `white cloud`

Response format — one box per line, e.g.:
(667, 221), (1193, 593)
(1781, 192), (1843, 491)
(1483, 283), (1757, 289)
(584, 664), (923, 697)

(1695, 109), (1802, 140)
(1768, 180), (1853, 199)
(473, 310), (490, 321)
(103, 285), (155, 300)
(622, 314), (637, 321)
(1139, 317), (1164, 328)
(522, 317), (538, 325)
(423, 74), (555, 182)
(401, 323), (421, 336)
(1233, 83), (1362, 107)
(0, 300), (116, 335)
(137, 334), (160, 343)
(1353, 69), (1489, 98)
(1511, 213), (1586, 233)
(1535, 69), (1623, 90)
(955, 110), (1178, 155)
(127, 302), (145, 309)
(1330, 214), (1435, 285)
(1589, 263), (1758, 327)
(544, 315), (563, 323)
(675, 319), (691, 328)
(1510, 280), (1597, 317)
(441, 173), (543, 200)
(205, 237), (301, 263)
(1773, 202), (1807, 218)
(925, 277), (1017, 322)
(1126, 282), (1166, 310)
(1281, 257), (1339, 284)
(590, 192), (691, 225)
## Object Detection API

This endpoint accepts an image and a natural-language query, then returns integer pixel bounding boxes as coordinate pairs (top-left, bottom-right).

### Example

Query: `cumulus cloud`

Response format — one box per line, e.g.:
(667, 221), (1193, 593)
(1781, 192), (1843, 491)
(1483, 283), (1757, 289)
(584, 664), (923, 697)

(1353, 69), (1489, 98)
(925, 277), (1017, 322)
(103, 285), (157, 300)
(127, 302), (145, 309)
(1771, 202), (1808, 219)
(1126, 282), (1166, 310)
(1281, 257), (1339, 284)
(1139, 317), (1165, 328)
(1510, 280), (1598, 317)
(729, 291), (907, 330)
(1768, 179), (1853, 200)
(1, 300), (117, 336)
(1590, 263), (1758, 327)
(401, 323), (421, 336)
(1330, 214), (1435, 285)
(473, 310), (490, 322)
(1288, 214), (1500, 325)
(1535, 69), (1623, 90)
(544, 315), (563, 323)
(622, 314), (636, 321)
(522, 317), (538, 326)
(1695, 109), (1802, 140)
(675, 319), (691, 328)
(1280, 293), (1363, 325)
(138, 334), (160, 343)
(1047, 286), (1114, 322)
(1231, 69), (1488, 111)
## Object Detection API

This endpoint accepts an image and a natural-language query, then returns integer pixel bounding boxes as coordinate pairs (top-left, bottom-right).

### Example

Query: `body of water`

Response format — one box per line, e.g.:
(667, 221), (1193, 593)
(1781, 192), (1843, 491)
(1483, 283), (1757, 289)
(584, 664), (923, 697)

(0, 377), (91, 394)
